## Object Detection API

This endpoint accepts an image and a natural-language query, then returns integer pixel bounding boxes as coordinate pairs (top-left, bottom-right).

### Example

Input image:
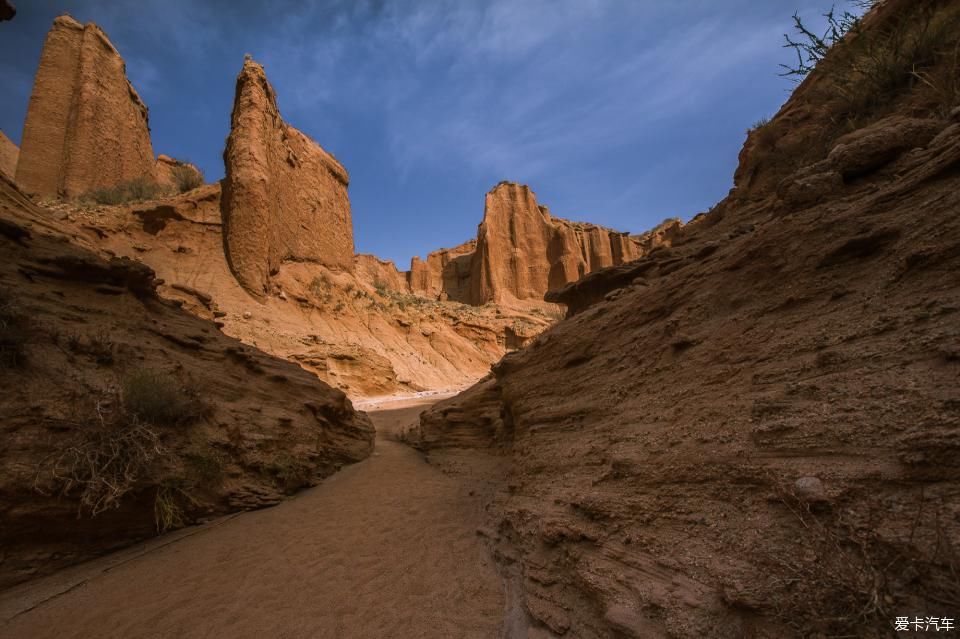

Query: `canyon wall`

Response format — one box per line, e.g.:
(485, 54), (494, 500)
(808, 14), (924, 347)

(221, 57), (354, 299)
(409, 182), (666, 306)
(15, 15), (156, 198)
(409, 1), (960, 635)
(0, 174), (373, 588)
(0, 130), (17, 180)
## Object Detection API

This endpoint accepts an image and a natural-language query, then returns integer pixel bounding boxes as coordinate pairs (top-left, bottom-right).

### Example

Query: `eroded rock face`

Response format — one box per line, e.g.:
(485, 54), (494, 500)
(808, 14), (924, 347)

(470, 182), (650, 305)
(0, 130), (17, 180)
(16, 15), (156, 198)
(0, 175), (373, 588)
(221, 58), (354, 299)
(409, 3), (960, 634)
(353, 254), (409, 293)
(408, 240), (476, 302)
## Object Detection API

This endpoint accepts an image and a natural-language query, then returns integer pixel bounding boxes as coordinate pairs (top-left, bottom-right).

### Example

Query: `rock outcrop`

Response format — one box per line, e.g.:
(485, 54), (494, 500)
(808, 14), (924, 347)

(154, 154), (204, 193)
(0, 130), (17, 180)
(221, 57), (354, 299)
(470, 182), (651, 305)
(408, 240), (476, 302)
(408, 1), (960, 636)
(409, 183), (663, 307)
(15, 15), (156, 198)
(0, 174), (373, 588)
(353, 254), (409, 293)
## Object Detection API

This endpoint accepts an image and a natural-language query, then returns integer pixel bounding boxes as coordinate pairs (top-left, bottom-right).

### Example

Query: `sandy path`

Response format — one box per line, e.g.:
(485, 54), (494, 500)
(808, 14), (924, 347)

(0, 401), (504, 639)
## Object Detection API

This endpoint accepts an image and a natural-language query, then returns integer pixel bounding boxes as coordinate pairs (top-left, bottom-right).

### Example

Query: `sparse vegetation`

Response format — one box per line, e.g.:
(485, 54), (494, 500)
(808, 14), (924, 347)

(373, 279), (388, 297)
(783, 1), (960, 118)
(65, 329), (115, 365)
(184, 449), (225, 484)
(122, 368), (203, 426)
(267, 454), (312, 493)
(169, 161), (204, 194)
(84, 177), (165, 205)
(760, 477), (960, 636)
(154, 478), (197, 532)
(35, 390), (164, 517)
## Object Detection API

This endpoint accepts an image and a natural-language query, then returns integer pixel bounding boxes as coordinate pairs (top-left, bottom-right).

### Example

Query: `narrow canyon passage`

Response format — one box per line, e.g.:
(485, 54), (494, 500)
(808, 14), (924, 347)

(0, 401), (504, 639)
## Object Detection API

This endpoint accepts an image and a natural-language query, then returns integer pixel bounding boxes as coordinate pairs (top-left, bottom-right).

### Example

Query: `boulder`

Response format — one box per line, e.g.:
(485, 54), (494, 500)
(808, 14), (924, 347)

(16, 15), (157, 198)
(221, 57), (354, 299)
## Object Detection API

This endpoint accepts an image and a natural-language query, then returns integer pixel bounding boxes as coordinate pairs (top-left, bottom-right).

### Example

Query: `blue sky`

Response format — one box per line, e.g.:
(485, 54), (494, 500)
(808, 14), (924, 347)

(0, 1), (851, 267)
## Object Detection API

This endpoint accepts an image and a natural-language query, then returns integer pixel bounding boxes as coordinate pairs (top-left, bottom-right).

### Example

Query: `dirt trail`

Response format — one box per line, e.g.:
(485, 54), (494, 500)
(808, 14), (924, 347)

(0, 400), (505, 639)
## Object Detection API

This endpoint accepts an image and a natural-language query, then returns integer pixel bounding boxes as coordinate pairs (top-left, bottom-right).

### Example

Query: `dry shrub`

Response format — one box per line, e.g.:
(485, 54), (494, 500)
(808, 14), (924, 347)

(805, 1), (960, 120)
(35, 391), (164, 517)
(122, 368), (203, 426)
(65, 329), (114, 365)
(761, 479), (960, 636)
(154, 479), (198, 532)
(170, 162), (204, 194)
(84, 177), (164, 205)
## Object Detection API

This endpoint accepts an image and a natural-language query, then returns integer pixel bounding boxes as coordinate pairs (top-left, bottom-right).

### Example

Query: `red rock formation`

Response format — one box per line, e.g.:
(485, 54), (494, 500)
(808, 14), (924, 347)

(0, 174), (373, 588)
(408, 240), (476, 302)
(353, 254), (409, 293)
(410, 2), (960, 635)
(221, 57), (354, 299)
(470, 182), (651, 305)
(0, 130), (17, 180)
(154, 154), (204, 193)
(15, 15), (157, 198)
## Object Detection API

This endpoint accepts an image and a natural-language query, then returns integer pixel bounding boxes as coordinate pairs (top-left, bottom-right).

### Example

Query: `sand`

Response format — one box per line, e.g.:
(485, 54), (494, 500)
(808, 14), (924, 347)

(0, 400), (505, 638)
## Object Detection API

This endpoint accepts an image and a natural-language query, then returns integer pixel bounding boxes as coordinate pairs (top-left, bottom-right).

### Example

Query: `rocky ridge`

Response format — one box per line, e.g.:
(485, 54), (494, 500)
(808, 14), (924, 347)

(408, 1), (960, 636)
(0, 174), (374, 589)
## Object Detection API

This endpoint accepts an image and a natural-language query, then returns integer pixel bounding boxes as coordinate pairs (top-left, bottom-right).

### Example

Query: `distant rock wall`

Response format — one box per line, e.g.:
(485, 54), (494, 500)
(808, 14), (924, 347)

(411, 182), (659, 306)
(354, 254), (409, 293)
(408, 240), (476, 302)
(0, 130), (17, 180)
(221, 58), (355, 299)
(15, 15), (156, 198)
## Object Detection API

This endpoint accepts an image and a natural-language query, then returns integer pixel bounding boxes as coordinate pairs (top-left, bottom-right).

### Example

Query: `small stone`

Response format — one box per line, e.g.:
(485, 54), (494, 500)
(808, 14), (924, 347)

(794, 476), (828, 504)
(242, 311), (252, 320)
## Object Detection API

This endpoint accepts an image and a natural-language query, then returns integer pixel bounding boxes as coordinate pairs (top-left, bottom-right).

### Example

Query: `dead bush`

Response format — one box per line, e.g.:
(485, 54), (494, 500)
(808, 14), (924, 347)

(154, 478), (198, 532)
(169, 162), (204, 194)
(35, 391), (164, 517)
(122, 368), (203, 426)
(759, 478), (960, 636)
(84, 177), (164, 205)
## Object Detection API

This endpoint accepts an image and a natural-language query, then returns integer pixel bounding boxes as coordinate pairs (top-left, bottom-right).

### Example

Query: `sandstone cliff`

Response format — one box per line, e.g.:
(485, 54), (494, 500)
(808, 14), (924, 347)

(409, 183), (662, 307)
(16, 15), (156, 198)
(221, 57), (354, 299)
(0, 131), (16, 181)
(408, 240), (476, 302)
(154, 154), (204, 194)
(408, 1), (960, 635)
(41, 182), (552, 399)
(0, 175), (373, 588)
